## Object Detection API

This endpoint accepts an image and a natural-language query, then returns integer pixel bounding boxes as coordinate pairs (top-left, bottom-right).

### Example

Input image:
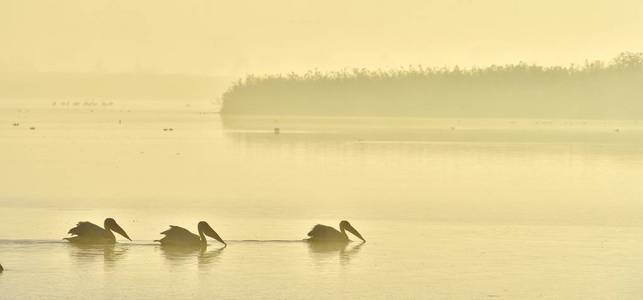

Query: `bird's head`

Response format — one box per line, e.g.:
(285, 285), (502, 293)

(105, 218), (132, 241)
(198, 221), (226, 246)
(340, 220), (366, 242)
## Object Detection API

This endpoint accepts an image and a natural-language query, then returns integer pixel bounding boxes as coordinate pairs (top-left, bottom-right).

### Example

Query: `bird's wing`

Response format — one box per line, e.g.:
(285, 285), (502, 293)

(307, 224), (335, 237)
(68, 222), (105, 236)
(160, 225), (198, 238)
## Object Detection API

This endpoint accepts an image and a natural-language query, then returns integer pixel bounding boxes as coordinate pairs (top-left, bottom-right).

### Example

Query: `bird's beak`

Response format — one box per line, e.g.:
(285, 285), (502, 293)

(111, 222), (132, 241)
(345, 223), (366, 242)
(204, 225), (226, 246)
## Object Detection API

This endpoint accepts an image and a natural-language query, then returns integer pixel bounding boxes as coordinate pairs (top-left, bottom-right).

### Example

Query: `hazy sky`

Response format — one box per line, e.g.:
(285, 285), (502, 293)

(2, 0), (642, 76)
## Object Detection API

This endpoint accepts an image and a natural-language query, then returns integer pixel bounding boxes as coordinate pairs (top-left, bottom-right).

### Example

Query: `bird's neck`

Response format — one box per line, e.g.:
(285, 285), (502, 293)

(340, 226), (348, 239)
(104, 223), (116, 239)
(198, 229), (207, 244)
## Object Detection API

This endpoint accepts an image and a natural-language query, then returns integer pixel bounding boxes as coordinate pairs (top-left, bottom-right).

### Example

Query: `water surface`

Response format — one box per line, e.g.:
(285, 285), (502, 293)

(2, 106), (643, 299)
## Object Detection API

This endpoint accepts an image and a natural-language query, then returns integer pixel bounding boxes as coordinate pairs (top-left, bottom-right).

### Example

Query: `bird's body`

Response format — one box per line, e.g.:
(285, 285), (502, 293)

(156, 221), (225, 248)
(307, 224), (350, 243)
(157, 226), (203, 247)
(64, 218), (131, 244)
(306, 220), (365, 244)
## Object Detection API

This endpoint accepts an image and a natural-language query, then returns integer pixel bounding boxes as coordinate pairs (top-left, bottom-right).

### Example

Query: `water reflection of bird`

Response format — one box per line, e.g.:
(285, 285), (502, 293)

(306, 220), (366, 244)
(198, 247), (225, 266)
(67, 243), (129, 267)
(159, 246), (225, 267)
(307, 240), (365, 253)
(156, 221), (226, 248)
(159, 246), (203, 262)
(307, 240), (365, 265)
(64, 218), (132, 244)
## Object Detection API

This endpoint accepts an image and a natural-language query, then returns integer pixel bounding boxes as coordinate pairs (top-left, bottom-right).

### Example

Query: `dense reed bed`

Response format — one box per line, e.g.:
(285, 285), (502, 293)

(221, 52), (643, 119)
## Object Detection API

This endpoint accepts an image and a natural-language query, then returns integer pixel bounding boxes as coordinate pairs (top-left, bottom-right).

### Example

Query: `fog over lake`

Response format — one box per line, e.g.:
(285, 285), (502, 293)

(2, 103), (643, 298)
(3, 0), (643, 299)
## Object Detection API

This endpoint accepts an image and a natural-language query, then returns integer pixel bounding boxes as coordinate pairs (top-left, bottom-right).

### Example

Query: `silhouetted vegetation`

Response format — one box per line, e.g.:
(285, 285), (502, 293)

(221, 52), (643, 119)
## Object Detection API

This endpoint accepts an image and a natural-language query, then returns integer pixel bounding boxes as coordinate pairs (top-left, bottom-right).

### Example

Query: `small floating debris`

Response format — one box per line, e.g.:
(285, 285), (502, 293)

(29, 127), (36, 130)
(163, 128), (174, 132)
(12, 122), (19, 127)
(274, 127), (280, 135)
(614, 128), (620, 133)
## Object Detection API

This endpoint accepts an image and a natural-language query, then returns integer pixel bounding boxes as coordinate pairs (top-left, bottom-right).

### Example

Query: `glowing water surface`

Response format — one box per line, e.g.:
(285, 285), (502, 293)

(1, 106), (643, 299)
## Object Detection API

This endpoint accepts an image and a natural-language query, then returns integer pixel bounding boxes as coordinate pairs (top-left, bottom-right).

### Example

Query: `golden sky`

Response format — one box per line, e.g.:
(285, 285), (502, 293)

(2, 0), (642, 75)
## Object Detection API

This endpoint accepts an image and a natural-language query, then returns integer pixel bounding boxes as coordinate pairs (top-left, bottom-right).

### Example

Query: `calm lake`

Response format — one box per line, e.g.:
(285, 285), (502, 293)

(1, 104), (643, 299)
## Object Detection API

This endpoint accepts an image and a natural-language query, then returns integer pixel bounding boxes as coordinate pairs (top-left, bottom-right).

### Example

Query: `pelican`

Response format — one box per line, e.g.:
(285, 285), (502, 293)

(156, 221), (226, 248)
(306, 220), (366, 243)
(64, 218), (131, 244)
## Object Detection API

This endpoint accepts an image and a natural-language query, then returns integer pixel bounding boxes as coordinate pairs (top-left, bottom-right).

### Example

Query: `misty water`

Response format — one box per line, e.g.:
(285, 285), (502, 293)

(2, 105), (643, 299)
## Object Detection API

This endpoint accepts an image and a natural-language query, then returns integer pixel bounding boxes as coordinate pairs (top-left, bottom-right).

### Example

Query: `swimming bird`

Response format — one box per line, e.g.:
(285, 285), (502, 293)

(306, 220), (365, 244)
(64, 218), (131, 244)
(156, 221), (226, 248)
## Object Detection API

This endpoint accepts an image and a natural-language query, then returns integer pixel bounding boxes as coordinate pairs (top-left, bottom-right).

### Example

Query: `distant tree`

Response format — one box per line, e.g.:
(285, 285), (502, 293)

(611, 52), (643, 70)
